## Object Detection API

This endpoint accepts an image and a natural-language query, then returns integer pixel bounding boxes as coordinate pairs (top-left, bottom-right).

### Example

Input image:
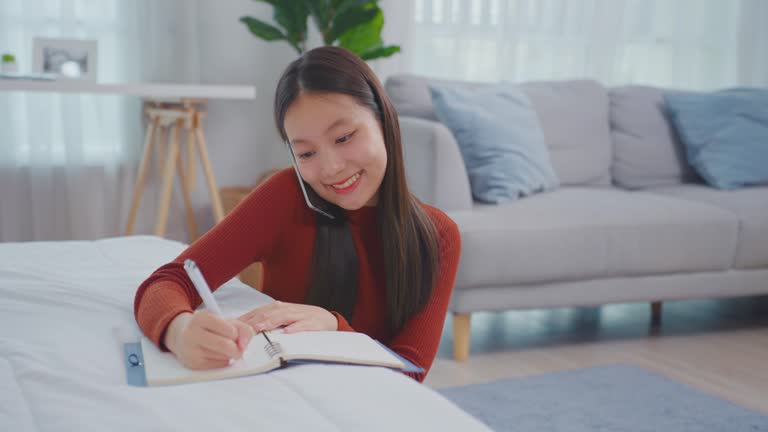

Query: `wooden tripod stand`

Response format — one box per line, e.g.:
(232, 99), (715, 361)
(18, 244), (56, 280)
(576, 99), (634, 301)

(124, 99), (224, 241)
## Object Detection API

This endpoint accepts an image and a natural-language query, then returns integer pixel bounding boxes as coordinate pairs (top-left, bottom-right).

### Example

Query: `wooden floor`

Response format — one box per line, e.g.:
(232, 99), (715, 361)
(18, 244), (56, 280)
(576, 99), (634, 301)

(425, 295), (768, 415)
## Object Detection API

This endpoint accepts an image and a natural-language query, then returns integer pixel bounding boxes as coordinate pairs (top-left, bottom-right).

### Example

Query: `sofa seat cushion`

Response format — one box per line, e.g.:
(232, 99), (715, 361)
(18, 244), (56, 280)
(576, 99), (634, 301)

(448, 188), (739, 288)
(646, 185), (768, 269)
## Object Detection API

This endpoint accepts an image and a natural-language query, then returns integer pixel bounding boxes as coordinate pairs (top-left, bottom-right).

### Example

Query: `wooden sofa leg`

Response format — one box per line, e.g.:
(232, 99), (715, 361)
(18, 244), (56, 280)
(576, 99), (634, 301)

(453, 313), (471, 362)
(650, 301), (663, 326)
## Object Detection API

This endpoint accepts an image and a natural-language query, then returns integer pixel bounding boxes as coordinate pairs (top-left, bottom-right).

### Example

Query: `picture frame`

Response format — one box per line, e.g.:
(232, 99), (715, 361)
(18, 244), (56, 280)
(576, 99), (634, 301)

(32, 37), (98, 81)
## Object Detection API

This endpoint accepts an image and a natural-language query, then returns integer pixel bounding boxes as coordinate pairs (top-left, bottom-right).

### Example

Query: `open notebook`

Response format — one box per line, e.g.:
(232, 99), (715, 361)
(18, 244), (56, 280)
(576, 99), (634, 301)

(139, 329), (421, 386)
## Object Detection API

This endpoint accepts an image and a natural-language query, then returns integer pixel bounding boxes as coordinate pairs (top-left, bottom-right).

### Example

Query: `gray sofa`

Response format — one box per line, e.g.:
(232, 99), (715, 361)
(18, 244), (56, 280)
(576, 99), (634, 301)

(385, 74), (768, 360)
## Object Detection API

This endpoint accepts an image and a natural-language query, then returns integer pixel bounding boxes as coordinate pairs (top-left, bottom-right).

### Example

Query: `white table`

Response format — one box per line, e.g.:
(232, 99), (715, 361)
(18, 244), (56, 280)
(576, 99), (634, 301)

(1, 79), (257, 239)
(0, 79), (256, 100)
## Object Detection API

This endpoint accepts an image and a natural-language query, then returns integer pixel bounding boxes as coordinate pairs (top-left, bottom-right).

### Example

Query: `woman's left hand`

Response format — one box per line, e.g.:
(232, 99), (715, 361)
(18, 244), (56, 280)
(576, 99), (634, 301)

(237, 301), (338, 334)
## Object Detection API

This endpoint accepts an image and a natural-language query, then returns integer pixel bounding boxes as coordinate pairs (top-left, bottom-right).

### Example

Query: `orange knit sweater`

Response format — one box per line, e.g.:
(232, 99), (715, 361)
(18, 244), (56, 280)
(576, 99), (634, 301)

(133, 168), (461, 382)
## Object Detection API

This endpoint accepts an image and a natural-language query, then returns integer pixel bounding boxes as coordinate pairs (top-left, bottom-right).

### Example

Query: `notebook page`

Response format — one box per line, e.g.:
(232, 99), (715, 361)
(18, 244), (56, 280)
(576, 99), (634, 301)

(141, 334), (278, 386)
(274, 331), (404, 368)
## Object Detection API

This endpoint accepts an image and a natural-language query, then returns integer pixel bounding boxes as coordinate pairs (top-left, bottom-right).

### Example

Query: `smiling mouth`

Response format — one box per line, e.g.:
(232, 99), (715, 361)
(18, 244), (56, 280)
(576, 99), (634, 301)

(329, 171), (361, 189)
(325, 171), (364, 195)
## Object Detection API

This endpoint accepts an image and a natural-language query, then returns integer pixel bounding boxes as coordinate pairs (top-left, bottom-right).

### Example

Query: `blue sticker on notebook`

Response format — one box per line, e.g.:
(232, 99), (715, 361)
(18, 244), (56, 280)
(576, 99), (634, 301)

(124, 342), (147, 387)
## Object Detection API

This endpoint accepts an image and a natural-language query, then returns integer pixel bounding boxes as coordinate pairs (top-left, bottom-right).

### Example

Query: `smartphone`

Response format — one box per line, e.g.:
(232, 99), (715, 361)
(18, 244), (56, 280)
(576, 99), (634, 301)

(285, 141), (336, 220)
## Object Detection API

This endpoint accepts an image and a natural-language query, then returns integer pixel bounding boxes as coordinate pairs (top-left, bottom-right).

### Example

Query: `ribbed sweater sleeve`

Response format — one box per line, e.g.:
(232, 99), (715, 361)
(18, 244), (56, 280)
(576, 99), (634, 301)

(331, 312), (356, 332)
(133, 170), (298, 350)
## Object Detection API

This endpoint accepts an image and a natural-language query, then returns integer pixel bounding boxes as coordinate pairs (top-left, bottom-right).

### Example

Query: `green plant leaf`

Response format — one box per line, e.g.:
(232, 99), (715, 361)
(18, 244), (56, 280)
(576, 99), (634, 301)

(335, 0), (375, 17)
(249, 0), (309, 51)
(273, 1), (309, 43)
(315, 0), (373, 46)
(326, 4), (378, 44)
(242, 0), (397, 60)
(337, 7), (383, 55)
(307, 0), (332, 33)
(240, 16), (287, 41)
(359, 45), (400, 61)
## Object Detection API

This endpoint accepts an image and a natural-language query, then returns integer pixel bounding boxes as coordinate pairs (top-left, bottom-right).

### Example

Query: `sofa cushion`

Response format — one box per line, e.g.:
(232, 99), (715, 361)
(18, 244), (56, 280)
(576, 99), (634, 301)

(609, 86), (699, 188)
(646, 184), (768, 269)
(522, 80), (613, 186)
(429, 82), (559, 203)
(385, 74), (613, 186)
(664, 88), (768, 190)
(448, 188), (739, 288)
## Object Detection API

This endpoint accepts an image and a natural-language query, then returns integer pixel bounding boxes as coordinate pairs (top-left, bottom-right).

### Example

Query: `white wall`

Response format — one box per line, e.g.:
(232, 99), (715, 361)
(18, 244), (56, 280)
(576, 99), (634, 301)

(162, 0), (298, 241)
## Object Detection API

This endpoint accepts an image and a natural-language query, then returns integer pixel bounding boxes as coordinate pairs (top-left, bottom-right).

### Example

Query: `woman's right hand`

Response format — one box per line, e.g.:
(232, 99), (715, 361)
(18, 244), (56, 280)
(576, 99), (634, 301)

(163, 311), (254, 370)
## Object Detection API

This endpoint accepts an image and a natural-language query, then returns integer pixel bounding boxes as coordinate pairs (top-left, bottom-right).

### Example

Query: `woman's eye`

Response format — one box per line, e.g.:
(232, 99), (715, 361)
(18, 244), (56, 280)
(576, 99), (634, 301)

(336, 132), (354, 144)
(298, 151), (314, 160)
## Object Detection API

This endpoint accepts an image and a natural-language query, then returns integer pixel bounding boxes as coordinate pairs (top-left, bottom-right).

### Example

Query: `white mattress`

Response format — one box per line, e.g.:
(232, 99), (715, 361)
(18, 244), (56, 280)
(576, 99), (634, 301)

(0, 235), (488, 432)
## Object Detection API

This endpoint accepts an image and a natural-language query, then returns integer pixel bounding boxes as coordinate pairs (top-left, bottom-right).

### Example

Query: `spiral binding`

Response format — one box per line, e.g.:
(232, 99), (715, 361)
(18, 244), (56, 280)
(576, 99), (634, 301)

(264, 341), (284, 358)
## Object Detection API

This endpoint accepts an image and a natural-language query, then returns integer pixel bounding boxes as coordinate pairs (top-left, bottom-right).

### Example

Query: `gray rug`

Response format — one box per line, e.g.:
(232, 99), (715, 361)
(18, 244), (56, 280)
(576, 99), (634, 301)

(438, 364), (768, 431)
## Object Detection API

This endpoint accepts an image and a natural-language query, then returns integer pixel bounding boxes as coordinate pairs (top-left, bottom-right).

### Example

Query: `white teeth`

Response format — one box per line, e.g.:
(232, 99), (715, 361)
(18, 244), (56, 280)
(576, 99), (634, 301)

(331, 172), (361, 189)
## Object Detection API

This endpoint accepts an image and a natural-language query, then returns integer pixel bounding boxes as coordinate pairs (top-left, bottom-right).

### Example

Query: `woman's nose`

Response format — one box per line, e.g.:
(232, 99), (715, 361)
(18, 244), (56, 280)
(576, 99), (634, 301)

(320, 149), (345, 179)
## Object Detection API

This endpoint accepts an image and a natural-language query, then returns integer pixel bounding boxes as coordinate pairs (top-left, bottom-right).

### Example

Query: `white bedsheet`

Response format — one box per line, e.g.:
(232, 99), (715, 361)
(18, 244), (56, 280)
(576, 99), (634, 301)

(0, 235), (488, 432)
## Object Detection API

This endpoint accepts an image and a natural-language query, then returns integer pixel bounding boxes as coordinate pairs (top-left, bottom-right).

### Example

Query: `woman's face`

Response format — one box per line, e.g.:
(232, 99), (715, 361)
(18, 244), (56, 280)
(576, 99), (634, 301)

(284, 92), (387, 210)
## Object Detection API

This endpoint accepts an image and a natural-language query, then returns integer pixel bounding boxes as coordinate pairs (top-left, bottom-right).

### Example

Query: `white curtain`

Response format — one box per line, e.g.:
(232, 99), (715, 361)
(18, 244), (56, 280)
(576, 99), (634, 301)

(375, 0), (768, 89)
(0, 0), (200, 242)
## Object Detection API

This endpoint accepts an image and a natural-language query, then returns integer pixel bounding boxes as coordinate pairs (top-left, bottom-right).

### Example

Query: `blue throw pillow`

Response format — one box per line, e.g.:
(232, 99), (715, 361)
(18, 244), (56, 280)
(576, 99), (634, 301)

(664, 88), (768, 190)
(429, 83), (559, 203)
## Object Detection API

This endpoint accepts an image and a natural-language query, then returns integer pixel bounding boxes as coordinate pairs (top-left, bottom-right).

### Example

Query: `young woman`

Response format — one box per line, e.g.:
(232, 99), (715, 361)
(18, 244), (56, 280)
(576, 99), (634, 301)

(133, 46), (461, 382)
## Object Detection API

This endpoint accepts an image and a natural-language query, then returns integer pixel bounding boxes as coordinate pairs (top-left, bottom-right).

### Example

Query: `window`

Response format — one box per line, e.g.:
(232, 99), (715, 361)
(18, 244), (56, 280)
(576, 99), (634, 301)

(0, 0), (144, 166)
(408, 0), (761, 89)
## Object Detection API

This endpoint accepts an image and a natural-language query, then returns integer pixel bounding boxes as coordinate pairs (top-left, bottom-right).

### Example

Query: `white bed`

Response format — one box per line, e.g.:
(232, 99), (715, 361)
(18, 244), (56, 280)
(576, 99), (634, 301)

(0, 235), (488, 431)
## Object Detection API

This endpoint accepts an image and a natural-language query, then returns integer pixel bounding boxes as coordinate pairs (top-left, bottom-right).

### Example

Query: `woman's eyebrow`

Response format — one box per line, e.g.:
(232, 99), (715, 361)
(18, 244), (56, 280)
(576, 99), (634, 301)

(292, 117), (351, 145)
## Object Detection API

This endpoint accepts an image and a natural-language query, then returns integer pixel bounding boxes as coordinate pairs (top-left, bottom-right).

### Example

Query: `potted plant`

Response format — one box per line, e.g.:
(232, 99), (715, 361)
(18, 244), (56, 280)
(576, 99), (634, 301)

(1, 53), (18, 73)
(240, 0), (399, 61)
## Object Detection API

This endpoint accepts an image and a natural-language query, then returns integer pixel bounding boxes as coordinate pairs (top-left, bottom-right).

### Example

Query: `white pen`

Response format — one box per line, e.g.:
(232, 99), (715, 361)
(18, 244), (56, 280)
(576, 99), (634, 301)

(183, 259), (243, 364)
(183, 259), (223, 315)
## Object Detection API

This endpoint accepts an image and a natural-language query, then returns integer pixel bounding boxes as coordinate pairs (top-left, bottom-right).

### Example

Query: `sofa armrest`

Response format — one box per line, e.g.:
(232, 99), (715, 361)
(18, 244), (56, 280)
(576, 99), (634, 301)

(399, 116), (473, 211)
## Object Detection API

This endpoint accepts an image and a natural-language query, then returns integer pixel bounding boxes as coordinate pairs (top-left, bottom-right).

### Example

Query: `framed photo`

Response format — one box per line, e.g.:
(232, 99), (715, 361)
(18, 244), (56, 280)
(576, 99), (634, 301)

(32, 37), (98, 81)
